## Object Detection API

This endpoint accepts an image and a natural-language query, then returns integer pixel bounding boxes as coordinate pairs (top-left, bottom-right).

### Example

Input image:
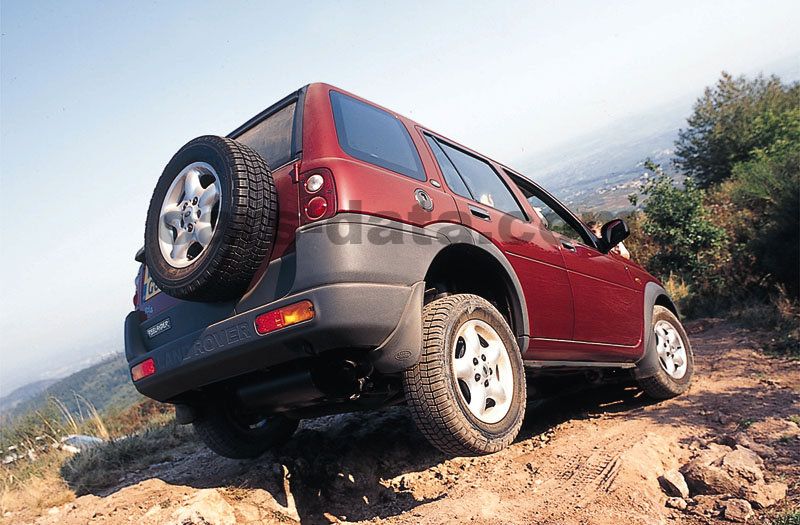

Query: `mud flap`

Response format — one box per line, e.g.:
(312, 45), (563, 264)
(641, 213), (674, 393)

(368, 281), (425, 373)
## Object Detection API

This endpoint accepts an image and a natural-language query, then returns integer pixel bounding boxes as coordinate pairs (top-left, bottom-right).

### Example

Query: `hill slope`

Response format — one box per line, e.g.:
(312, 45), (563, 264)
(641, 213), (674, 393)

(5, 354), (141, 422)
(0, 378), (59, 415)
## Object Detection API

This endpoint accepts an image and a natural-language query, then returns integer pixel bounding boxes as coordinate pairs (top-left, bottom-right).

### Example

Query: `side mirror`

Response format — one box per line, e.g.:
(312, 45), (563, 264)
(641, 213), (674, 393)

(600, 219), (630, 252)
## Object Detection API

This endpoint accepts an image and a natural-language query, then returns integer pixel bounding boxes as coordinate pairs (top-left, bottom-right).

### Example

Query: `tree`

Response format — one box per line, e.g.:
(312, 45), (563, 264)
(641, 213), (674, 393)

(675, 72), (800, 187)
(730, 143), (800, 297)
(638, 160), (727, 287)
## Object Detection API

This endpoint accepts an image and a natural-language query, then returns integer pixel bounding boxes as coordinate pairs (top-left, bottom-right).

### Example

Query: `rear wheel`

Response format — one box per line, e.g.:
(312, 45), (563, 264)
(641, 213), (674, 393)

(193, 405), (298, 459)
(403, 294), (526, 456)
(638, 305), (694, 399)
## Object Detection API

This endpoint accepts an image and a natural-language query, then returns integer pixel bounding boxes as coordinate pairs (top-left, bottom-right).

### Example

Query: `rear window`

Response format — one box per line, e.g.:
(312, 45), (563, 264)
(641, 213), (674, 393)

(236, 102), (296, 168)
(330, 91), (425, 181)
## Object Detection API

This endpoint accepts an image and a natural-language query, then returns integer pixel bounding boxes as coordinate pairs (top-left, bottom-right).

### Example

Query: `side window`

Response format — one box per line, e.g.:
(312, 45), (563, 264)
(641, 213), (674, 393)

(424, 135), (471, 197)
(526, 194), (587, 243)
(431, 138), (527, 220)
(330, 91), (426, 181)
(508, 171), (592, 245)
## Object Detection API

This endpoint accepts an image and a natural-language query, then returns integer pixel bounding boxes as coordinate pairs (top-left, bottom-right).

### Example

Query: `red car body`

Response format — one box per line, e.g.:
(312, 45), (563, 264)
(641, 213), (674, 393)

(128, 83), (675, 422)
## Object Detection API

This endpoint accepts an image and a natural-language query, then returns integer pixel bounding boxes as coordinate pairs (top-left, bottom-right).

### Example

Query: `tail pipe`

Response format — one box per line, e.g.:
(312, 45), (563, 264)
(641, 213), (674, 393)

(236, 359), (372, 412)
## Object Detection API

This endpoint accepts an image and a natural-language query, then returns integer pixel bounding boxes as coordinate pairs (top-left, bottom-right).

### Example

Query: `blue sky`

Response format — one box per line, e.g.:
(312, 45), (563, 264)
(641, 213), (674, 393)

(1, 0), (799, 392)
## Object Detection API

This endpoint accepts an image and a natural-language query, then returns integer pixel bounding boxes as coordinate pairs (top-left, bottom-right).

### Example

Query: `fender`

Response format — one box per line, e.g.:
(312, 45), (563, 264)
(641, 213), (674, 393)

(634, 282), (678, 379)
(424, 222), (530, 350)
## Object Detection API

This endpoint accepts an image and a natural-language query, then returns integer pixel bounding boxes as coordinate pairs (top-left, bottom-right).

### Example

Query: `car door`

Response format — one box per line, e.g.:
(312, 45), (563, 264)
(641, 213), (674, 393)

(419, 132), (574, 346)
(516, 177), (643, 355)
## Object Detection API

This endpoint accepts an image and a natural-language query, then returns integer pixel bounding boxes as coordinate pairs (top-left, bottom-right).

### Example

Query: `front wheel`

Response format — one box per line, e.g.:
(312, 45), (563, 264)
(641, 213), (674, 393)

(403, 294), (526, 456)
(637, 305), (694, 399)
(193, 405), (298, 459)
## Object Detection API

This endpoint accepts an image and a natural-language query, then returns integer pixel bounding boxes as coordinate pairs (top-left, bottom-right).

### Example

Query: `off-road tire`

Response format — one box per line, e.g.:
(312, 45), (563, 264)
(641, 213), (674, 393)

(144, 135), (278, 301)
(638, 305), (694, 399)
(193, 406), (298, 459)
(403, 294), (526, 456)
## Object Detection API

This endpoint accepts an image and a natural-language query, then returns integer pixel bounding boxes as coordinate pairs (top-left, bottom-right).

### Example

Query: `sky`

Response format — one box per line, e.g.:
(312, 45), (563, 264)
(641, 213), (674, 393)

(1, 0), (799, 393)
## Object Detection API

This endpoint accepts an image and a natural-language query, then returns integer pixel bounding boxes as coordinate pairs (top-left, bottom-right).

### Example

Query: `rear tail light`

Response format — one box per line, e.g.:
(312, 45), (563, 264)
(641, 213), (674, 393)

(305, 196), (328, 220)
(254, 300), (315, 335)
(299, 168), (336, 224)
(131, 358), (156, 381)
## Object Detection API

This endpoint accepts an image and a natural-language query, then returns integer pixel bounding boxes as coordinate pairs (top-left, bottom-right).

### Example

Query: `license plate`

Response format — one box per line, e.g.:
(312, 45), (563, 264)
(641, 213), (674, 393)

(143, 266), (162, 301)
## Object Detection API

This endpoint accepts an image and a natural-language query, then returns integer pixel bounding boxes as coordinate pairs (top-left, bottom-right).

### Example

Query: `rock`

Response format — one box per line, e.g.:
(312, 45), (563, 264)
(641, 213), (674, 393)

(713, 411), (732, 425)
(682, 461), (739, 495)
(741, 481), (788, 509)
(721, 498), (753, 522)
(719, 446), (764, 484)
(659, 469), (690, 498)
(682, 445), (765, 495)
(735, 434), (776, 459)
(690, 495), (723, 516)
(665, 497), (688, 511)
(172, 489), (237, 525)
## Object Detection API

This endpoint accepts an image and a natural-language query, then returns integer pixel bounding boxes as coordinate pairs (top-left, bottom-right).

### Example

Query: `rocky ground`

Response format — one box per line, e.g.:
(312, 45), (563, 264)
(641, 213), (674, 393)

(13, 318), (800, 524)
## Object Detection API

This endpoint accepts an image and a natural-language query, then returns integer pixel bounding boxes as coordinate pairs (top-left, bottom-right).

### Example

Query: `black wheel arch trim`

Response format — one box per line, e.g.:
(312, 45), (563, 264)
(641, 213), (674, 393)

(634, 282), (679, 379)
(424, 222), (530, 351)
(286, 214), (530, 352)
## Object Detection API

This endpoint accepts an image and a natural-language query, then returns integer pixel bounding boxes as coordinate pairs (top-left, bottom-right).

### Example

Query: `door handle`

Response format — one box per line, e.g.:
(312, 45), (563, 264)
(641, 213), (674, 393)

(469, 205), (491, 221)
(561, 241), (576, 252)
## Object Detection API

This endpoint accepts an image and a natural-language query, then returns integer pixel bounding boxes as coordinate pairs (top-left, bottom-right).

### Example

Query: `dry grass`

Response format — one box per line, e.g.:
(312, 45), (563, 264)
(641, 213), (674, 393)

(0, 449), (75, 520)
(662, 272), (691, 311)
(61, 420), (197, 496)
(0, 398), (187, 521)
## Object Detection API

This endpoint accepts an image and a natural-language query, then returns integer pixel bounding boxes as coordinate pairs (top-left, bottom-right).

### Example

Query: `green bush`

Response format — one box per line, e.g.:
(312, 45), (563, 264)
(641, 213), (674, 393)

(637, 161), (727, 293)
(730, 144), (800, 297)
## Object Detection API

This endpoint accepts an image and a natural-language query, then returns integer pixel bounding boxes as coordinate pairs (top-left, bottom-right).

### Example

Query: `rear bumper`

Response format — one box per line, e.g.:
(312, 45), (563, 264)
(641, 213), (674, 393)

(125, 214), (450, 402)
(127, 280), (425, 401)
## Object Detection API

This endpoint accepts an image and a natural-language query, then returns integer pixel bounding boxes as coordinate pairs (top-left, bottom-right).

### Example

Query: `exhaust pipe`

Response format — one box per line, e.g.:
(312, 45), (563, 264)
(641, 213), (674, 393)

(237, 369), (324, 411)
(236, 359), (372, 411)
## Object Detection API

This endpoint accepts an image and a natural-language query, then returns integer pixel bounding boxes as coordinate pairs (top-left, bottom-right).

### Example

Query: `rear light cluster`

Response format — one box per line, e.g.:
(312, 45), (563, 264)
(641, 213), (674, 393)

(299, 168), (336, 224)
(254, 300), (315, 335)
(131, 358), (156, 381)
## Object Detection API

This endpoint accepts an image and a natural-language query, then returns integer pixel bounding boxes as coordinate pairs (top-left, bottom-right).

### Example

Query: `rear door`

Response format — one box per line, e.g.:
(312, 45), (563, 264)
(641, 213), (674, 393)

(420, 133), (575, 344)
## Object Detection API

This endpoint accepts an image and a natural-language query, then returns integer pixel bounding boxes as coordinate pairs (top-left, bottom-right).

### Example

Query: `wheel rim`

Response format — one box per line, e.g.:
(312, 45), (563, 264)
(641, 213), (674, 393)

(654, 319), (688, 380)
(158, 162), (222, 268)
(451, 319), (514, 424)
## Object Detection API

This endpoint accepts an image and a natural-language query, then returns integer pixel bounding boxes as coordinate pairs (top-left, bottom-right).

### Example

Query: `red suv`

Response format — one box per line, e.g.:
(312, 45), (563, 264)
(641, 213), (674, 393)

(126, 84), (694, 458)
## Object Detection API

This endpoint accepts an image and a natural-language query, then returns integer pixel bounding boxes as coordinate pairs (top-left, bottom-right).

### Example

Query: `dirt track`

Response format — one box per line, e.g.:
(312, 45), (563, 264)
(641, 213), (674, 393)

(23, 319), (800, 524)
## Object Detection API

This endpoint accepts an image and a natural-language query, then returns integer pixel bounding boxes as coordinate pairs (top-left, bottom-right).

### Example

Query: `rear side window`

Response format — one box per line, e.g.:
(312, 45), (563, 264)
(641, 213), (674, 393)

(330, 91), (425, 181)
(236, 102), (296, 168)
(424, 135), (471, 197)
(431, 138), (527, 220)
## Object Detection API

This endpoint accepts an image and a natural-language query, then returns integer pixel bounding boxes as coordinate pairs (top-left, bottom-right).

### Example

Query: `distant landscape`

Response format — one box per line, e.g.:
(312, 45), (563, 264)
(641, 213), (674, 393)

(0, 354), (139, 428)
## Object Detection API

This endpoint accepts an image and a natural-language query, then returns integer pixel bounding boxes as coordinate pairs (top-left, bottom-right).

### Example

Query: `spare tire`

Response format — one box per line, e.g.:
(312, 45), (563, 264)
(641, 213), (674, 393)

(144, 135), (278, 302)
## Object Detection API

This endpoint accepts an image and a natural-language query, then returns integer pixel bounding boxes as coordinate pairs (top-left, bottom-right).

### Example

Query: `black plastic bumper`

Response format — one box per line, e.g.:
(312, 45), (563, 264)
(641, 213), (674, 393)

(127, 280), (424, 401)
